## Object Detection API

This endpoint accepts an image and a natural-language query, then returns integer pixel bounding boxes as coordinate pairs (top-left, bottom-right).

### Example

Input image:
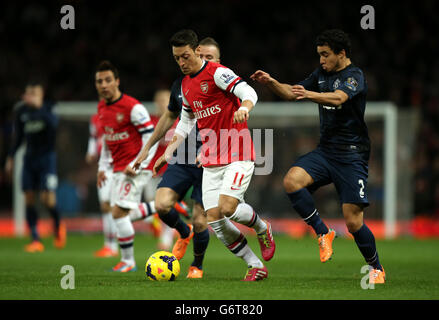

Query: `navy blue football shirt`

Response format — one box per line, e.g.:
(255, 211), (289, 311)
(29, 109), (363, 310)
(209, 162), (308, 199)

(9, 101), (58, 157)
(299, 64), (370, 158)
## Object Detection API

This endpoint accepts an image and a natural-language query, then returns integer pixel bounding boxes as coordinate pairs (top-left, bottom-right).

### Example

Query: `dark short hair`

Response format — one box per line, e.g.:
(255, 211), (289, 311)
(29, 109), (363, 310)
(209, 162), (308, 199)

(169, 29), (198, 50)
(96, 60), (119, 79)
(25, 79), (46, 92)
(316, 29), (351, 56)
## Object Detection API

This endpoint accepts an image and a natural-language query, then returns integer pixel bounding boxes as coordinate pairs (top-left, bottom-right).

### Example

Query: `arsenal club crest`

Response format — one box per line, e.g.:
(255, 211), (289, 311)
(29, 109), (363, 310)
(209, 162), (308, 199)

(116, 112), (124, 123)
(200, 81), (209, 94)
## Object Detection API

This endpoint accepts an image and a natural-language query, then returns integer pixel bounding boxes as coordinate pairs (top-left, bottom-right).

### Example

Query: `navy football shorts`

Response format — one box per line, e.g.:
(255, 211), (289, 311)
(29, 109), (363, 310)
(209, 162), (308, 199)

(293, 148), (369, 206)
(22, 151), (58, 192)
(157, 164), (203, 206)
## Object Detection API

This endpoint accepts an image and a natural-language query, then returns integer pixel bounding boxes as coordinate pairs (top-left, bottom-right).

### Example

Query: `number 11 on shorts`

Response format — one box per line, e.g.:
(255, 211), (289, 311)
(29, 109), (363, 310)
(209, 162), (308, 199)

(231, 172), (244, 191)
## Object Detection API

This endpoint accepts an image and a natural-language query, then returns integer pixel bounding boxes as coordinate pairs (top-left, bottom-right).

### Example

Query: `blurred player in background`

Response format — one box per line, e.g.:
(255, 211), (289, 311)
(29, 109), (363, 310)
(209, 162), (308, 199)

(251, 29), (385, 284)
(88, 89), (189, 258)
(85, 110), (118, 257)
(5, 81), (66, 252)
(95, 60), (159, 272)
(153, 29), (275, 281)
(133, 37), (221, 278)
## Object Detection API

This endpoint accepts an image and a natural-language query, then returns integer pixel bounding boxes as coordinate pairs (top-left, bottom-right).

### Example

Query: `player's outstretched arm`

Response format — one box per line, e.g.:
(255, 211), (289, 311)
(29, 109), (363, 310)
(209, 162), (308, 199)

(132, 110), (178, 170)
(250, 70), (298, 101)
(292, 85), (349, 106)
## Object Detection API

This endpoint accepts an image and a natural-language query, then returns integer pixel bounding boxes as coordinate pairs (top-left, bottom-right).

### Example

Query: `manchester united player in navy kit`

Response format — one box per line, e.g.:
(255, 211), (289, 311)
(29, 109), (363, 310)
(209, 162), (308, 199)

(5, 81), (66, 252)
(251, 29), (385, 284)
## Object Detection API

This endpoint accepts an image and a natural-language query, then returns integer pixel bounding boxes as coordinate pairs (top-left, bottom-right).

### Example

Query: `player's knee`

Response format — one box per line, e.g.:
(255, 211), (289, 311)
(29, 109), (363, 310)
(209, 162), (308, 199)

(283, 174), (302, 193)
(112, 205), (129, 219)
(192, 214), (207, 233)
(346, 220), (363, 233)
(155, 199), (174, 216)
(100, 202), (111, 213)
(219, 202), (237, 218)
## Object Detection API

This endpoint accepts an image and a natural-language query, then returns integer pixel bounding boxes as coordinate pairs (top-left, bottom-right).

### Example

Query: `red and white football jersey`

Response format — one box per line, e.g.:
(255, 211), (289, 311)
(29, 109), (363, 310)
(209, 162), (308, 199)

(181, 61), (255, 166)
(98, 94), (154, 172)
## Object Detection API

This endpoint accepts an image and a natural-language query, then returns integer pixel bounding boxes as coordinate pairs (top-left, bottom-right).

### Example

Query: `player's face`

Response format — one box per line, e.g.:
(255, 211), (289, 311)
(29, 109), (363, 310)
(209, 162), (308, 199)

(317, 45), (343, 72)
(172, 45), (202, 75)
(198, 45), (220, 63)
(23, 85), (44, 109)
(95, 70), (120, 102)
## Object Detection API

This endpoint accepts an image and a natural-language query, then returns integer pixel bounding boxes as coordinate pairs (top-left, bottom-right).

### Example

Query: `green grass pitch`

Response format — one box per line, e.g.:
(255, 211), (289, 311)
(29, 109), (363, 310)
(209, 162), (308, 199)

(1, 233), (438, 300)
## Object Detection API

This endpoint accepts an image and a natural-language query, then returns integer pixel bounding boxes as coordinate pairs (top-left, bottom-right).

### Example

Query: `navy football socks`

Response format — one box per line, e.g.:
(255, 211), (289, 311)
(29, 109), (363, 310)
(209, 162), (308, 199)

(48, 207), (60, 235)
(351, 224), (382, 270)
(159, 208), (190, 239)
(286, 188), (329, 235)
(26, 206), (39, 241)
(192, 229), (210, 269)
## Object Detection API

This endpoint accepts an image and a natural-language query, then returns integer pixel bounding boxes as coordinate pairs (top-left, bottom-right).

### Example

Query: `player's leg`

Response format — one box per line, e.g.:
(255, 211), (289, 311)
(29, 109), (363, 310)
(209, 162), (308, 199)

(207, 204), (267, 281)
(220, 161), (275, 261)
(41, 189), (66, 249)
(95, 169), (118, 256)
(22, 159), (44, 252)
(23, 190), (44, 252)
(95, 200), (118, 257)
(187, 201), (209, 278)
(284, 150), (336, 262)
(335, 159), (385, 283)
(110, 172), (146, 272)
(39, 152), (65, 249)
(204, 165), (267, 281)
(154, 164), (195, 258)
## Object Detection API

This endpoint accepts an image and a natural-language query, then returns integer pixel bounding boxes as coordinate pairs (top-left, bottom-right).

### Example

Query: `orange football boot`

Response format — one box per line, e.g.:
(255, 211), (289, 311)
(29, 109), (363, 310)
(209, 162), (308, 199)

(318, 229), (336, 262)
(187, 266), (203, 279)
(24, 240), (44, 253)
(94, 246), (119, 257)
(54, 222), (67, 249)
(369, 267), (386, 284)
(172, 224), (194, 260)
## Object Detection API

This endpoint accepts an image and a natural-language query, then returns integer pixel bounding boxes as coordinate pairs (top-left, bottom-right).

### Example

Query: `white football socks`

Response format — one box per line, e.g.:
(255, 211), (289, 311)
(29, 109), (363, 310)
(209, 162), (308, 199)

(129, 201), (155, 222)
(209, 217), (263, 268)
(229, 203), (267, 235)
(102, 212), (118, 251)
(114, 215), (135, 265)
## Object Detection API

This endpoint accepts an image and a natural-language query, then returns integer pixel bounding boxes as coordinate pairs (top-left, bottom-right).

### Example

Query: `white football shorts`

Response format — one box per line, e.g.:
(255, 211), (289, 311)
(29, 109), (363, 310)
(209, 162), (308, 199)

(97, 168), (113, 204)
(202, 160), (254, 211)
(111, 170), (153, 210)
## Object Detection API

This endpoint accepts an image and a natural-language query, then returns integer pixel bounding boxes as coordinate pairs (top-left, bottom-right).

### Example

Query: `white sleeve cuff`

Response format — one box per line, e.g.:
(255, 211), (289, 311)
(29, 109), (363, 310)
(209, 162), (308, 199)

(233, 81), (258, 106)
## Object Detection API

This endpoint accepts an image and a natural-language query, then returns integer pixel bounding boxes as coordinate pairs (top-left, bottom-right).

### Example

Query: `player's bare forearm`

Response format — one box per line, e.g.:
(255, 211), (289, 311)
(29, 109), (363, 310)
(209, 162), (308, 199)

(303, 90), (348, 106)
(146, 110), (178, 150)
(267, 80), (298, 101)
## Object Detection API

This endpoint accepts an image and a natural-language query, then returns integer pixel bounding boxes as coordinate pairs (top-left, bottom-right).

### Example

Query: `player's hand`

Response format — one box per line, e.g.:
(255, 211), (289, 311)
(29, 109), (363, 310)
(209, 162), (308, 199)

(97, 171), (107, 188)
(124, 165), (137, 177)
(233, 108), (249, 124)
(250, 70), (273, 84)
(152, 155), (167, 177)
(132, 147), (149, 171)
(291, 85), (308, 100)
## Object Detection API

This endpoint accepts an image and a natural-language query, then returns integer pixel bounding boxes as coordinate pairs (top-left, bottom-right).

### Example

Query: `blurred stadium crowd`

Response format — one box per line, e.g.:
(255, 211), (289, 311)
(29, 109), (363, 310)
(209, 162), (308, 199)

(0, 1), (438, 217)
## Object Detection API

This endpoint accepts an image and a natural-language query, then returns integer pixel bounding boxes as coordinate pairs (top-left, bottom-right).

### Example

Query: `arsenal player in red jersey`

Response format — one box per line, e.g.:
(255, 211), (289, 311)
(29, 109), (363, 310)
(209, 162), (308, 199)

(95, 60), (159, 272)
(157, 30), (276, 281)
